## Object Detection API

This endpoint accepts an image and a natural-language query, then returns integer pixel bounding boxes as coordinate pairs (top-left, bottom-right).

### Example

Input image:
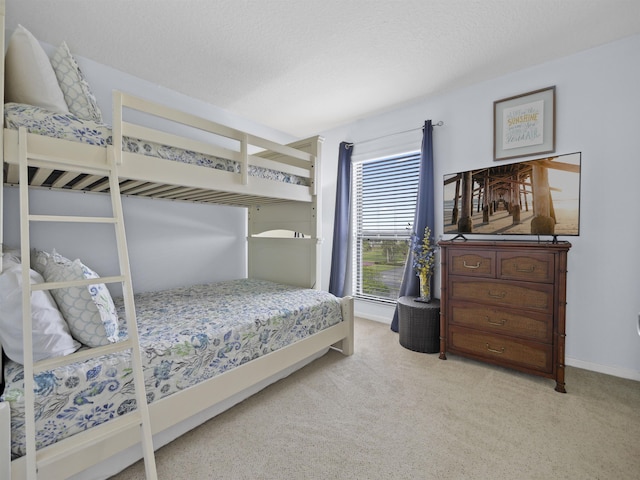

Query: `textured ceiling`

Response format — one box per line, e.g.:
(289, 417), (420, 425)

(6, 0), (640, 137)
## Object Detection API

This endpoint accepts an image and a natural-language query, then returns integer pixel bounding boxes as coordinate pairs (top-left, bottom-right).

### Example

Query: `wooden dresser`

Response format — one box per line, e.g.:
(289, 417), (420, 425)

(438, 240), (571, 392)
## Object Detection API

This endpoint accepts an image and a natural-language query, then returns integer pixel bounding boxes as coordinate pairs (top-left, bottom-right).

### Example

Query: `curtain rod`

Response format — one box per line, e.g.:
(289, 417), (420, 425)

(346, 121), (443, 148)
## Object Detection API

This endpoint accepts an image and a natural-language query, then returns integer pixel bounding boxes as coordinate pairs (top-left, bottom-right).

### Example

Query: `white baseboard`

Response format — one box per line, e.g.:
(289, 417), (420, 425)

(355, 300), (640, 383)
(566, 357), (640, 382)
(357, 312), (392, 324)
(354, 299), (395, 324)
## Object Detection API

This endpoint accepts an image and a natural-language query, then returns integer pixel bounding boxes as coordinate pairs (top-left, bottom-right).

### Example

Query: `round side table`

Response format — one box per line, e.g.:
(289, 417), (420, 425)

(397, 296), (440, 353)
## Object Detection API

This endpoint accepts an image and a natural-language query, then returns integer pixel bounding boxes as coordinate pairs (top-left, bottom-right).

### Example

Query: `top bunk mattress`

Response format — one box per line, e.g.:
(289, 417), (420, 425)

(1, 278), (343, 458)
(4, 102), (310, 188)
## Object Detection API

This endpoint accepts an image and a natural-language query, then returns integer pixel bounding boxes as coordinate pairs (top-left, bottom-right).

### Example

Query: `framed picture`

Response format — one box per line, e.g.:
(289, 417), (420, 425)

(494, 86), (555, 161)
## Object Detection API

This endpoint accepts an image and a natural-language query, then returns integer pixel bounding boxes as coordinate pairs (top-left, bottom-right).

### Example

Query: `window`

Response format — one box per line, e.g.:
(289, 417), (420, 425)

(352, 153), (420, 303)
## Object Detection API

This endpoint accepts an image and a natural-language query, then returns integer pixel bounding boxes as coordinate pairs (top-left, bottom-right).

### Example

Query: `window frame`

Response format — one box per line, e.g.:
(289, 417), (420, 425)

(351, 152), (421, 303)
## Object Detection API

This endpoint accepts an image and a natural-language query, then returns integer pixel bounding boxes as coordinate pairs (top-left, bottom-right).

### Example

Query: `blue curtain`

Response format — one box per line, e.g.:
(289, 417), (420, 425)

(328, 142), (353, 297)
(391, 121), (435, 332)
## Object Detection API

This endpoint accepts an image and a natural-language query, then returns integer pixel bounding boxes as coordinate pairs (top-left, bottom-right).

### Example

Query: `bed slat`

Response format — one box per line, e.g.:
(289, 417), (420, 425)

(29, 167), (54, 186)
(118, 180), (147, 193)
(85, 178), (111, 192)
(71, 174), (104, 190)
(153, 186), (200, 199)
(51, 170), (83, 188)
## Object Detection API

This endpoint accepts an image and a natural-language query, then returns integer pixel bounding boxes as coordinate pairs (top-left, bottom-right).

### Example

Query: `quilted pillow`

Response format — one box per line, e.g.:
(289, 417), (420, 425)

(50, 41), (104, 123)
(4, 24), (69, 113)
(33, 250), (119, 347)
(0, 265), (80, 364)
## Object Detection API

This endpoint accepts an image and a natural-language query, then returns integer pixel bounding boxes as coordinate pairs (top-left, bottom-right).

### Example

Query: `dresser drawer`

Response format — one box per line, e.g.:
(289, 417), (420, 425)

(448, 325), (553, 373)
(449, 302), (553, 342)
(449, 277), (554, 314)
(448, 249), (495, 278)
(498, 251), (555, 283)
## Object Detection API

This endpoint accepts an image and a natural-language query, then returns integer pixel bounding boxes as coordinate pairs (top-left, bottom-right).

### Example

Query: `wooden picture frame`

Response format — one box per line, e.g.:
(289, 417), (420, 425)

(494, 86), (555, 161)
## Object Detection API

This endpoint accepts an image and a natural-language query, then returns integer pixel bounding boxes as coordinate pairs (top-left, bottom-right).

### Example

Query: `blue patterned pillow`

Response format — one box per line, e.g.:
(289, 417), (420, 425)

(50, 41), (103, 123)
(33, 250), (118, 347)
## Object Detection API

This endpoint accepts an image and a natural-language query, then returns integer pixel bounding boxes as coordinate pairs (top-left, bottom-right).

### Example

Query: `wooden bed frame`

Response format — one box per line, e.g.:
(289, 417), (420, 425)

(0, 4), (354, 479)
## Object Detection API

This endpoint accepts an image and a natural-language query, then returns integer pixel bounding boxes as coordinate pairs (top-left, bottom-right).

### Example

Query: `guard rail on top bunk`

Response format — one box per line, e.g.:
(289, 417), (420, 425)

(4, 91), (321, 207)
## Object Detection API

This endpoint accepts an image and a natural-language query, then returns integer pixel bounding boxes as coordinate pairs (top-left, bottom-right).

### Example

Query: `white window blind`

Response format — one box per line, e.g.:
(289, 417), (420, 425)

(352, 153), (420, 302)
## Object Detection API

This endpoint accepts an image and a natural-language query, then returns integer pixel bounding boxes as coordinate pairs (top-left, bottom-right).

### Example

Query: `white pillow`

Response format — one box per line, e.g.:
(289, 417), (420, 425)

(50, 41), (104, 123)
(33, 250), (119, 347)
(2, 247), (22, 272)
(4, 24), (70, 114)
(0, 265), (80, 364)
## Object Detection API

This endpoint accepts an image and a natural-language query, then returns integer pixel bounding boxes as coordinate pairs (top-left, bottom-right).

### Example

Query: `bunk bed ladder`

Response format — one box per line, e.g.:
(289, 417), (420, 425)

(16, 128), (158, 479)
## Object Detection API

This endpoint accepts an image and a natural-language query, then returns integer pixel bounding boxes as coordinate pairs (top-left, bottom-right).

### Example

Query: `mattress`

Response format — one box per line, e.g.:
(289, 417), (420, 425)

(4, 102), (309, 186)
(1, 278), (343, 458)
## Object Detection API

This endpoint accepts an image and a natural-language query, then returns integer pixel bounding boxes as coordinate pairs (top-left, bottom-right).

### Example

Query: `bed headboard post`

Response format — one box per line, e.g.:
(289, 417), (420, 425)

(112, 91), (123, 165)
(312, 136), (323, 289)
(1, 0), (6, 271)
(0, 0), (6, 386)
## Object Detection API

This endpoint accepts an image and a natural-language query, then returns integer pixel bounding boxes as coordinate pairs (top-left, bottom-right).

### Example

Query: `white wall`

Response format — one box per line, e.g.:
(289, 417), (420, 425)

(2, 188), (247, 296)
(318, 34), (640, 381)
(46, 45), (297, 147)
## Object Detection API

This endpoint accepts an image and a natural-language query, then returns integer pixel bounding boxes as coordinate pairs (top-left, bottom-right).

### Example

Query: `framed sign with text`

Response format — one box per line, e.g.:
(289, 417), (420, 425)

(494, 86), (555, 161)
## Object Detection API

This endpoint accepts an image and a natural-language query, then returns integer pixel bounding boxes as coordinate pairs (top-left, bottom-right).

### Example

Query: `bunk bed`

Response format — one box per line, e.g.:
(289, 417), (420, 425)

(0, 7), (354, 480)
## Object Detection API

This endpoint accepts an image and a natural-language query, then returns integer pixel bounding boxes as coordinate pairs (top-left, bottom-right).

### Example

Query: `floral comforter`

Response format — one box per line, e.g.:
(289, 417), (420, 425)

(4, 102), (308, 186)
(1, 279), (342, 458)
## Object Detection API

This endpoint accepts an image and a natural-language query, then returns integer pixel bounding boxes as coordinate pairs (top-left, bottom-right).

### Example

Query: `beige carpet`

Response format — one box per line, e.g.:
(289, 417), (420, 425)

(111, 317), (640, 479)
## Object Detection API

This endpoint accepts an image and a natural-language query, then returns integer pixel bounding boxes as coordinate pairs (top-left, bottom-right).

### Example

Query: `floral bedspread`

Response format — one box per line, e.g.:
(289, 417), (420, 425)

(4, 103), (308, 186)
(1, 279), (342, 458)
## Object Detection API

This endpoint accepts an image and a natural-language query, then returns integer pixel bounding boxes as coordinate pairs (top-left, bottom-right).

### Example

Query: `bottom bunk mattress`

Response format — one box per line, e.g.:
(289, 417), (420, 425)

(1, 278), (343, 459)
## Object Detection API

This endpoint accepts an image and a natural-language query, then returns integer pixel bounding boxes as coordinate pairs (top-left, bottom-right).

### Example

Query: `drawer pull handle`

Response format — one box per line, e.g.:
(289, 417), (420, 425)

(463, 260), (481, 269)
(515, 264), (535, 273)
(486, 343), (505, 354)
(487, 290), (506, 299)
(487, 317), (506, 326)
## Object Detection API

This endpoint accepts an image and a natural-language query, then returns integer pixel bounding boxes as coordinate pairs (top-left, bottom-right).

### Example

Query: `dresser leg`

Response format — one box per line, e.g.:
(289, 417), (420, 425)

(555, 362), (566, 393)
(439, 352), (447, 360)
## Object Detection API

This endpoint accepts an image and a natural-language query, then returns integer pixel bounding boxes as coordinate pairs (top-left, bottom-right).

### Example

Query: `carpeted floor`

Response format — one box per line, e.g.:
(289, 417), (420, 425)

(111, 317), (640, 479)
